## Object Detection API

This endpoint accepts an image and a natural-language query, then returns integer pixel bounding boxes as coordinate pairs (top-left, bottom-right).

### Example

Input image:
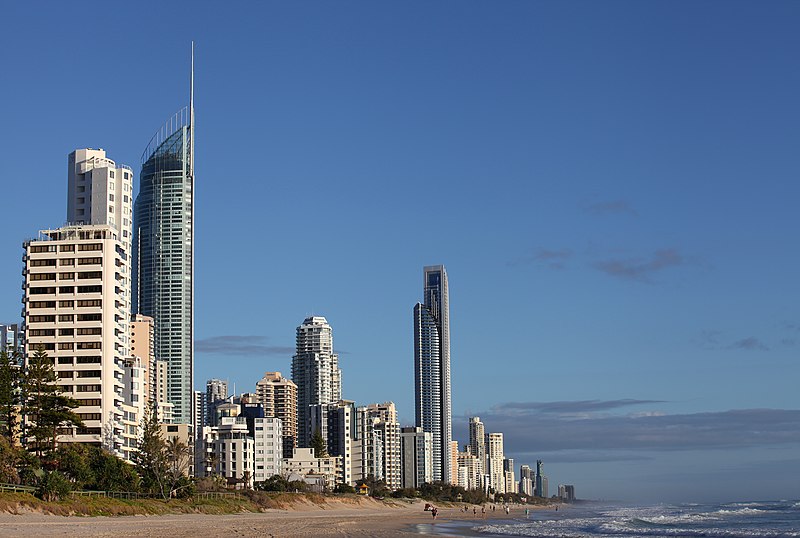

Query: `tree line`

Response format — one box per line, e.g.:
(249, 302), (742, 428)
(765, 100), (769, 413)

(0, 347), (190, 501)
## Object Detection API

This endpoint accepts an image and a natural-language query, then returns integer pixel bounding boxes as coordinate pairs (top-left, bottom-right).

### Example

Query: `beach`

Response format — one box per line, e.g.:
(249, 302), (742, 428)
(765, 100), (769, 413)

(0, 502), (539, 537)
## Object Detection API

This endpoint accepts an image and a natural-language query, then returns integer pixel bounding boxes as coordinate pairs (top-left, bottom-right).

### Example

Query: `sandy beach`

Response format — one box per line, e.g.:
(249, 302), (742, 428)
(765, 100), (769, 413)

(0, 502), (541, 537)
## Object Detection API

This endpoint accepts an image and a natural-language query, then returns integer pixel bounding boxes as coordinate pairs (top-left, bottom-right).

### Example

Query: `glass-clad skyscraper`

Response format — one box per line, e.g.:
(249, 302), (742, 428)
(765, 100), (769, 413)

(132, 52), (195, 424)
(414, 265), (452, 483)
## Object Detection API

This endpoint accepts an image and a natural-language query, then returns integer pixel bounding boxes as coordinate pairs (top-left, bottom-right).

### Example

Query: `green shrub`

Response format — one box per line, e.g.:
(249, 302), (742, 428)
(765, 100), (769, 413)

(36, 470), (72, 501)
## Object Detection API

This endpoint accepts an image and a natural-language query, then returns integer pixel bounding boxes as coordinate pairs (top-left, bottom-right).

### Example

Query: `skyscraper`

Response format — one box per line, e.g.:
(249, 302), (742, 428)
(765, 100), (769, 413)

(132, 46), (195, 424)
(292, 316), (341, 448)
(413, 265), (452, 483)
(468, 416), (486, 487)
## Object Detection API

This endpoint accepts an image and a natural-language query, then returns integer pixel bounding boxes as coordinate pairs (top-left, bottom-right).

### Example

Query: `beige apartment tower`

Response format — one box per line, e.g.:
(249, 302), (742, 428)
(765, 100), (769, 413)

(23, 149), (135, 455)
(255, 371), (298, 458)
(23, 225), (129, 452)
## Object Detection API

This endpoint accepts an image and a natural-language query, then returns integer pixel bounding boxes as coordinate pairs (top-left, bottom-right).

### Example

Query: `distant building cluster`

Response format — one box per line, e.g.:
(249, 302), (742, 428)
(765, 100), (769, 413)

(3, 50), (575, 499)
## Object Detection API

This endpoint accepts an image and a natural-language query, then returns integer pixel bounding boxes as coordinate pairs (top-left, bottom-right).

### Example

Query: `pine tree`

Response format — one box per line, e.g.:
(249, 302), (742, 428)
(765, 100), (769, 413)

(22, 346), (82, 457)
(0, 349), (21, 441)
(310, 429), (328, 457)
(136, 402), (168, 498)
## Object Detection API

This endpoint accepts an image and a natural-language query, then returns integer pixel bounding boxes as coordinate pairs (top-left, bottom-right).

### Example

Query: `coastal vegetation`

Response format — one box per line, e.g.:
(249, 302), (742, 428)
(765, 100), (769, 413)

(0, 348), (539, 516)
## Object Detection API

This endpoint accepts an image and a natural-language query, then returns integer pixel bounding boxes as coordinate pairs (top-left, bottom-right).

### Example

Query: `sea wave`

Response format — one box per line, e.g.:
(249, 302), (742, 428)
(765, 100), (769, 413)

(713, 508), (767, 516)
(478, 521), (800, 538)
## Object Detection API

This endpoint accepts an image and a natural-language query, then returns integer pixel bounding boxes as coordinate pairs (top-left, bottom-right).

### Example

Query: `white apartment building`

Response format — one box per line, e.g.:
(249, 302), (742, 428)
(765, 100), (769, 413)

(23, 224), (129, 454)
(487, 432), (505, 494)
(253, 417), (283, 483)
(292, 316), (341, 448)
(282, 447), (341, 490)
(457, 448), (483, 490)
(204, 416), (254, 488)
(120, 355), (147, 461)
(356, 402), (401, 490)
(468, 417), (486, 488)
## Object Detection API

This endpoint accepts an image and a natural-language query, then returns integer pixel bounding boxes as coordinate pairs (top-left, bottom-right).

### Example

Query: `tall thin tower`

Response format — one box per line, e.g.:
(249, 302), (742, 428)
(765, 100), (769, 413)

(414, 265), (452, 483)
(291, 316), (341, 448)
(132, 44), (195, 424)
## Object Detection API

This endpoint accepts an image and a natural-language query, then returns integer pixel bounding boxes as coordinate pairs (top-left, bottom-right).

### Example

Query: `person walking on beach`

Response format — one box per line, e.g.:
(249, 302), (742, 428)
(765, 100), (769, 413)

(481, 506), (486, 518)
(505, 505), (510, 515)
(473, 506), (477, 517)
(432, 507), (438, 520)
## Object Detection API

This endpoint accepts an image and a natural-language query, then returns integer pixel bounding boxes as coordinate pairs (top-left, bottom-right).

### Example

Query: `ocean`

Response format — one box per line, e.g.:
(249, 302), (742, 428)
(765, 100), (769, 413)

(415, 500), (800, 537)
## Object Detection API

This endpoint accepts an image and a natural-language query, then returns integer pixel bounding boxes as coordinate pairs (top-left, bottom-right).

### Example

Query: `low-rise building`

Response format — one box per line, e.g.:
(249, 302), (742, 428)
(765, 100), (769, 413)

(282, 447), (341, 490)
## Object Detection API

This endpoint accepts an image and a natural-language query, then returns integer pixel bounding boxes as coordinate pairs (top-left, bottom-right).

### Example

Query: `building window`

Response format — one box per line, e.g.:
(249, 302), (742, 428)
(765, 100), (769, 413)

(78, 257), (102, 265)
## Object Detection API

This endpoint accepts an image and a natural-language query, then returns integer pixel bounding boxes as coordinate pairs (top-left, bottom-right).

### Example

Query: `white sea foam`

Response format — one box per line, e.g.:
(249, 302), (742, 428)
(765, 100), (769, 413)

(713, 508), (767, 516)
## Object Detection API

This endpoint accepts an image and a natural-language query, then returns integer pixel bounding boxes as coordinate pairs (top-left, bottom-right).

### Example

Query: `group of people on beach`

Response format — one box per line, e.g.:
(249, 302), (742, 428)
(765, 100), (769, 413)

(454, 504), (511, 518)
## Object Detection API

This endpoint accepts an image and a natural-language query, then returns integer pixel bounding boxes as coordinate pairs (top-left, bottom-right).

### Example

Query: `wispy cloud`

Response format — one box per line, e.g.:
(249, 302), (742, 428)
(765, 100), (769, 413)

(508, 248), (572, 270)
(493, 399), (664, 415)
(195, 335), (294, 357)
(693, 331), (770, 352)
(456, 404), (800, 453)
(593, 248), (684, 282)
(583, 199), (638, 217)
(728, 337), (769, 351)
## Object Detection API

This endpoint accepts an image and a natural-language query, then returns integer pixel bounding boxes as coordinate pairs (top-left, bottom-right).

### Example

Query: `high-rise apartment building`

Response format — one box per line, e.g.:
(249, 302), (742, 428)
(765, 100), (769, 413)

(206, 378), (228, 404)
(310, 399), (354, 485)
(487, 432), (505, 494)
(22, 147), (135, 455)
(503, 457), (517, 494)
(292, 316), (341, 448)
(132, 47), (195, 424)
(23, 224), (129, 452)
(519, 464), (534, 496)
(67, 149), (134, 251)
(355, 402), (401, 490)
(413, 265), (452, 483)
(468, 416), (486, 487)
(255, 372), (298, 458)
(400, 426), (433, 489)
(456, 447), (482, 490)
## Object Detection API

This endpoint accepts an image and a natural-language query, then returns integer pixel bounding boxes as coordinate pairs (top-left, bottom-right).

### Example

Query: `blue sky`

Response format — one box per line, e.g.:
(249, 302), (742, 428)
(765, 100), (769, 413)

(1, 1), (799, 503)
